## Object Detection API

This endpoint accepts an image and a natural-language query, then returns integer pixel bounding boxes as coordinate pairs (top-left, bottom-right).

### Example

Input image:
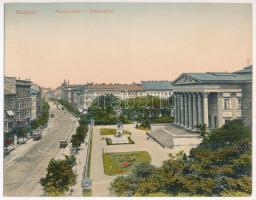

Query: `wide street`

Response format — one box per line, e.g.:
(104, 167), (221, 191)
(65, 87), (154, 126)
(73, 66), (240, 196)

(3, 101), (79, 197)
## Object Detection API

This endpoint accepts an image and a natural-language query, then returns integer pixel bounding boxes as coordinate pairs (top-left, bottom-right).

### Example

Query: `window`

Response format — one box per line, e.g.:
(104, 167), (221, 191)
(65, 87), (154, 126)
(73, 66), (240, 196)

(224, 98), (230, 110)
(17, 101), (21, 108)
(237, 98), (243, 110)
(17, 112), (21, 119)
(214, 116), (217, 128)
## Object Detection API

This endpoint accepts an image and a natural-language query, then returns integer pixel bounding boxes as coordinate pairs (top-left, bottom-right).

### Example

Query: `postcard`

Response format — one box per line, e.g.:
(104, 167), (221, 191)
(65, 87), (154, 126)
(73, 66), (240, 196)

(2, 1), (253, 198)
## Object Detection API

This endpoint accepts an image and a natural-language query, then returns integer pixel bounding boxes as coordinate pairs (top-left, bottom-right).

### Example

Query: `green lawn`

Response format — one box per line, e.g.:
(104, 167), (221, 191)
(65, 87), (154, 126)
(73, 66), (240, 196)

(100, 128), (131, 136)
(103, 151), (151, 176)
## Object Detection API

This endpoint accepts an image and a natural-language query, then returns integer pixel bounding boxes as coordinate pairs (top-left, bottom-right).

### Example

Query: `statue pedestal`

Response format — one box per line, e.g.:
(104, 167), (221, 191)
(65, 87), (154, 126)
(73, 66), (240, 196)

(108, 135), (130, 144)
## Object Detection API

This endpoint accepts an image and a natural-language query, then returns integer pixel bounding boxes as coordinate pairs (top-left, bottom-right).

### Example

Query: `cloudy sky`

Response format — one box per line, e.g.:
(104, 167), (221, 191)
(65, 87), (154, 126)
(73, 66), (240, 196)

(5, 3), (252, 88)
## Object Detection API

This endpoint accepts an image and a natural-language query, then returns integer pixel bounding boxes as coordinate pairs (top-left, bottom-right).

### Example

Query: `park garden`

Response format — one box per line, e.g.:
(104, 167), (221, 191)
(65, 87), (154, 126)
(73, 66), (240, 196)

(110, 120), (252, 197)
(103, 151), (151, 176)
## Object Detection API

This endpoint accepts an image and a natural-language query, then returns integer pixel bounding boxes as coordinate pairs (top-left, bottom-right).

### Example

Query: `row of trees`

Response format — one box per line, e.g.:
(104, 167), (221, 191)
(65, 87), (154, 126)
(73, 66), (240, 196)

(57, 99), (80, 116)
(110, 120), (252, 196)
(56, 99), (88, 151)
(83, 95), (124, 125)
(40, 100), (90, 196)
(81, 94), (173, 126)
(70, 123), (88, 153)
(30, 98), (50, 130)
(40, 155), (76, 196)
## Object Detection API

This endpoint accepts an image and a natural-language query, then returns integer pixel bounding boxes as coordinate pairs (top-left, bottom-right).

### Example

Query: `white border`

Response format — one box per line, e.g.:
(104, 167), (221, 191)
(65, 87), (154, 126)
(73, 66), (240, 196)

(0, 0), (254, 200)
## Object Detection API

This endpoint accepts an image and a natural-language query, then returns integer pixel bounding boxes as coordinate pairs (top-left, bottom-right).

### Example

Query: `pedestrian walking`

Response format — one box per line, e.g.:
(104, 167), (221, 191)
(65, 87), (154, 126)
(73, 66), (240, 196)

(70, 187), (74, 196)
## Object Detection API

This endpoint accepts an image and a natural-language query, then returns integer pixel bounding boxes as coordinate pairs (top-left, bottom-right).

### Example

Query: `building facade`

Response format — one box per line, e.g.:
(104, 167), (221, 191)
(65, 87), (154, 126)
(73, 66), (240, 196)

(141, 81), (173, 99)
(4, 77), (16, 134)
(172, 65), (252, 131)
(61, 81), (87, 111)
(15, 79), (32, 127)
(30, 84), (42, 121)
(60, 81), (174, 110)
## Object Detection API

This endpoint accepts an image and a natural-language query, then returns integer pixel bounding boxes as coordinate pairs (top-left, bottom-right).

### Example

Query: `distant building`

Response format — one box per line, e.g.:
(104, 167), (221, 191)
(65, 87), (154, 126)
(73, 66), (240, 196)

(60, 81), (174, 110)
(121, 84), (145, 99)
(4, 77), (16, 134)
(30, 84), (42, 120)
(141, 81), (173, 99)
(15, 78), (32, 127)
(61, 81), (87, 110)
(41, 87), (52, 99)
(172, 65), (252, 131)
(86, 83), (124, 106)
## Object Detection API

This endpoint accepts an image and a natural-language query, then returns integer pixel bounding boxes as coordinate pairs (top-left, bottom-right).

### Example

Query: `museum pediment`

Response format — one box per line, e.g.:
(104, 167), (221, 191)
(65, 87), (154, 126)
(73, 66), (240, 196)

(173, 74), (200, 85)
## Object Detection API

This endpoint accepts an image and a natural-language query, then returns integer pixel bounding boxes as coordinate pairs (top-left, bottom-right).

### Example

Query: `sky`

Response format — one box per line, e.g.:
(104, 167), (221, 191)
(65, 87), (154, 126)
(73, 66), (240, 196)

(4, 3), (252, 88)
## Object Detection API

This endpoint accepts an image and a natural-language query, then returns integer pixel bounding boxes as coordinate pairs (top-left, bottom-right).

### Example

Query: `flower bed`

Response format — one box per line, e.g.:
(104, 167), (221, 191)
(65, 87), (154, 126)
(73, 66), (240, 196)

(103, 151), (151, 175)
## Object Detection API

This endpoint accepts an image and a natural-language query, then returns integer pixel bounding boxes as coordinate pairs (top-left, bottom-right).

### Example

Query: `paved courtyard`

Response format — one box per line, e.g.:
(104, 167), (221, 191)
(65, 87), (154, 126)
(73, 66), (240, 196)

(90, 123), (202, 197)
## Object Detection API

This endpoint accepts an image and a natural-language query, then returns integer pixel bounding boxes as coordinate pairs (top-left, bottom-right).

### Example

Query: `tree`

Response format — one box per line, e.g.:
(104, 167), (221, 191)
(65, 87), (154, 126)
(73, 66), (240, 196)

(71, 134), (81, 153)
(132, 163), (156, 179)
(196, 123), (207, 138)
(64, 155), (77, 167)
(31, 119), (40, 130)
(15, 127), (27, 142)
(110, 120), (252, 197)
(40, 157), (76, 196)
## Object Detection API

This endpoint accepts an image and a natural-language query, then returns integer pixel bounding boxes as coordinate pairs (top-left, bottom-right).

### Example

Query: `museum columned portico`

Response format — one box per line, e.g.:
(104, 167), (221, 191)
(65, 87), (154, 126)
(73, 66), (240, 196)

(171, 65), (252, 131)
(173, 90), (243, 131)
(173, 92), (206, 130)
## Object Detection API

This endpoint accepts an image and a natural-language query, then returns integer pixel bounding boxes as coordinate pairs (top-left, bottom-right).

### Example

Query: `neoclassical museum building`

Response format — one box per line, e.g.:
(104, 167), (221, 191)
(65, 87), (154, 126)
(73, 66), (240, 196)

(172, 65), (252, 131)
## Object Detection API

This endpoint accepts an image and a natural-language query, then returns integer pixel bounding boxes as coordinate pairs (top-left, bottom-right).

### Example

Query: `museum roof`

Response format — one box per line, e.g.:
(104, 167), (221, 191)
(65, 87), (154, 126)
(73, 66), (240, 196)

(234, 65), (252, 74)
(172, 65), (252, 85)
(141, 81), (173, 91)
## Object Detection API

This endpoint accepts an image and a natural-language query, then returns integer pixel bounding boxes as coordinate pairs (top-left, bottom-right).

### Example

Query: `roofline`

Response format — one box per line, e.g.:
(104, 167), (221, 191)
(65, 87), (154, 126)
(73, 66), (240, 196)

(173, 79), (251, 86)
(172, 73), (201, 85)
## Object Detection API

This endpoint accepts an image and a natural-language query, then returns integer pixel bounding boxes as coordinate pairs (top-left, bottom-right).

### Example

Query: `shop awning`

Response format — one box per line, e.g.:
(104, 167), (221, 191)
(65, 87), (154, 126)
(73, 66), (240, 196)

(6, 110), (14, 116)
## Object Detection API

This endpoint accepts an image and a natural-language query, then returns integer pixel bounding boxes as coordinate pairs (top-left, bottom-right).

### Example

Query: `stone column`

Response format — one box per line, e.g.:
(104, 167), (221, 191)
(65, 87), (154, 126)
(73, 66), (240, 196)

(175, 93), (179, 124)
(192, 93), (198, 129)
(197, 93), (203, 125)
(202, 92), (209, 127)
(184, 93), (188, 127)
(177, 94), (180, 125)
(180, 93), (184, 126)
(188, 93), (192, 128)
(173, 93), (177, 124)
(217, 92), (223, 128)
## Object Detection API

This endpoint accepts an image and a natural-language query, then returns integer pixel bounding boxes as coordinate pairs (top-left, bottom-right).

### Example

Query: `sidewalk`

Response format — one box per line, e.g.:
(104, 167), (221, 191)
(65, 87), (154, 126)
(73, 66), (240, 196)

(4, 136), (33, 157)
(68, 126), (91, 197)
